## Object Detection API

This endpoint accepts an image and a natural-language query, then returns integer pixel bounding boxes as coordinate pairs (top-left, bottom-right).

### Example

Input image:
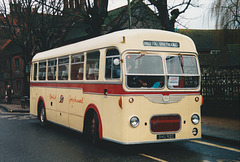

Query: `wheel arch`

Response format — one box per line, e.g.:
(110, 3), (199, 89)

(83, 104), (103, 139)
(37, 96), (47, 120)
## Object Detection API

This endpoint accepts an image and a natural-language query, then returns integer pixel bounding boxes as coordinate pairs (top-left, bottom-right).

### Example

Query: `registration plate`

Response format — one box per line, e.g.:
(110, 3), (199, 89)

(157, 134), (175, 139)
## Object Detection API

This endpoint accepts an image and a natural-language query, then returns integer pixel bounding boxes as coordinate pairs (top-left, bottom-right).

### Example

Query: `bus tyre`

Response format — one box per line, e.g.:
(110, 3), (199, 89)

(39, 103), (47, 126)
(85, 111), (100, 145)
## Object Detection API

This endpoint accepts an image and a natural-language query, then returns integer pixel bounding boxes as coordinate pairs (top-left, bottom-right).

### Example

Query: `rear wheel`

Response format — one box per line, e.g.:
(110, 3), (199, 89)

(39, 103), (47, 126)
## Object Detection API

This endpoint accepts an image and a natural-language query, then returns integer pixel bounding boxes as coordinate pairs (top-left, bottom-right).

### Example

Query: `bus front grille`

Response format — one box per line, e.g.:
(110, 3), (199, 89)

(150, 115), (181, 133)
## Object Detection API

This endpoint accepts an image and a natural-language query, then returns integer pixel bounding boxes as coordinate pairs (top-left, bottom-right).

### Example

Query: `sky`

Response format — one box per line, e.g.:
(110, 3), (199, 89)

(108, 0), (216, 30)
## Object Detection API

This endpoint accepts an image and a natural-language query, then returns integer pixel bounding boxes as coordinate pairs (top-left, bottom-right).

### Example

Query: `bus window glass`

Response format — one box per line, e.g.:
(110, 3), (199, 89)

(166, 55), (199, 89)
(86, 51), (100, 80)
(39, 61), (46, 80)
(58, 57), (69, 80)
(34, 63), (37, 81)
(71, 54), (84, 80)
(48, 59), (57, 80)
(125, 54), (164, 88)
(105, 49), (120, 79)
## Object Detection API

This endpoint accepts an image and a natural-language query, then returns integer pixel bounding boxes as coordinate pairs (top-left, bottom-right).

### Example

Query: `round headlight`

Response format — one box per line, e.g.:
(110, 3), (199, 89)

(191, 114), (200, 125)
(130, 116), (139, 128)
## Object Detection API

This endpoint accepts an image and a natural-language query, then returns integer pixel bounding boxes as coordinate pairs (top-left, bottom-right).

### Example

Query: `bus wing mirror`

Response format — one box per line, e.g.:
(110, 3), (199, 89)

(113, 58), (120, 66)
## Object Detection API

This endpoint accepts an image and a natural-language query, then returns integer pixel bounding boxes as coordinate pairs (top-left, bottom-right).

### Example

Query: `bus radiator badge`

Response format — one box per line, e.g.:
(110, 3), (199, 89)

(163, 95), (170, 102)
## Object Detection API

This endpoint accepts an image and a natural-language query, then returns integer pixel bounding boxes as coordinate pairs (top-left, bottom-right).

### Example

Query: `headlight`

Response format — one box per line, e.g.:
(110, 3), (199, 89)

(130, 116), (139, 128)
(191, 114), (200, 125)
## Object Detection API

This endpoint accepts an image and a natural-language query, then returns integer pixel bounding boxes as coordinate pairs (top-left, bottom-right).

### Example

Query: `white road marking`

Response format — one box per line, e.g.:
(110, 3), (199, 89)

(191, 140), (240, 153)
(139, 153), (168, 162)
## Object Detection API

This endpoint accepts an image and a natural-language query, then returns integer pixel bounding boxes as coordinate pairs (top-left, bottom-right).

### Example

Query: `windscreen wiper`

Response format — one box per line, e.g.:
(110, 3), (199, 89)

(134, 54), (145, 61)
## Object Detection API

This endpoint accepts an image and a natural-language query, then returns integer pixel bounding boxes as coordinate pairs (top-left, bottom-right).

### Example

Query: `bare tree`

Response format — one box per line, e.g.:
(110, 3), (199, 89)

(106, 0), (162, 32)
(211, 0), (240, 29)
(146, 0), (196, 31)
(0, 0), (109, 95)
(0, 0), (80, 95)
(76, 0), (108, 36)
(106, 0), (197, 32)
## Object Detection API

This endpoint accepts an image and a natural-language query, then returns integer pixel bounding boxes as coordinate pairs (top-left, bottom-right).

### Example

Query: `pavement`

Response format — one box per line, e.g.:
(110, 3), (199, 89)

(0, 103), (30, 113)
(0, 103), (239, 146)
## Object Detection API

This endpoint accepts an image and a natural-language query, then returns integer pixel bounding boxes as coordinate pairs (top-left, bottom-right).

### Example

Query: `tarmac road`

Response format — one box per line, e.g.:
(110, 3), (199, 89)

(0, 113), (239, 162)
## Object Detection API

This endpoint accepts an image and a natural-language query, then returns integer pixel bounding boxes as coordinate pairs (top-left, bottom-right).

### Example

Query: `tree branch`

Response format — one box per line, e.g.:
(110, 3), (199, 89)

(179, 0), (192, 14)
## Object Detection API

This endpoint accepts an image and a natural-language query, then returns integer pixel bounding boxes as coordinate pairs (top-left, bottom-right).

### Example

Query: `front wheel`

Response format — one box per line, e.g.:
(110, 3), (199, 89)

(84, 111), (100, 145)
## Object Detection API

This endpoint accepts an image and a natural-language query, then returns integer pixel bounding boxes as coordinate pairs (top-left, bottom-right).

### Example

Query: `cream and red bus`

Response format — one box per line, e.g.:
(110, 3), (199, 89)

(30, 29), (202, 144)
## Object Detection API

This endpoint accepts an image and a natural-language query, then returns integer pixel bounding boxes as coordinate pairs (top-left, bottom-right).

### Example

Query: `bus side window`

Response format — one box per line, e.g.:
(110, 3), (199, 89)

(86, 51), (100, 80)
(48, 59), (57, 80)
(30, 64), (33, 81)
(33, 63), (37, 81)
(39, 61), (46, 80)
(71, 54), (84, 80)
(105, 49), (120, 79)
(58, 57), (69, 80)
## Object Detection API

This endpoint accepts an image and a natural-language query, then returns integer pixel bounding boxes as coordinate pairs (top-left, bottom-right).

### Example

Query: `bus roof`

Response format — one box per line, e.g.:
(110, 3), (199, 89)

(32, 29), (197, 62)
